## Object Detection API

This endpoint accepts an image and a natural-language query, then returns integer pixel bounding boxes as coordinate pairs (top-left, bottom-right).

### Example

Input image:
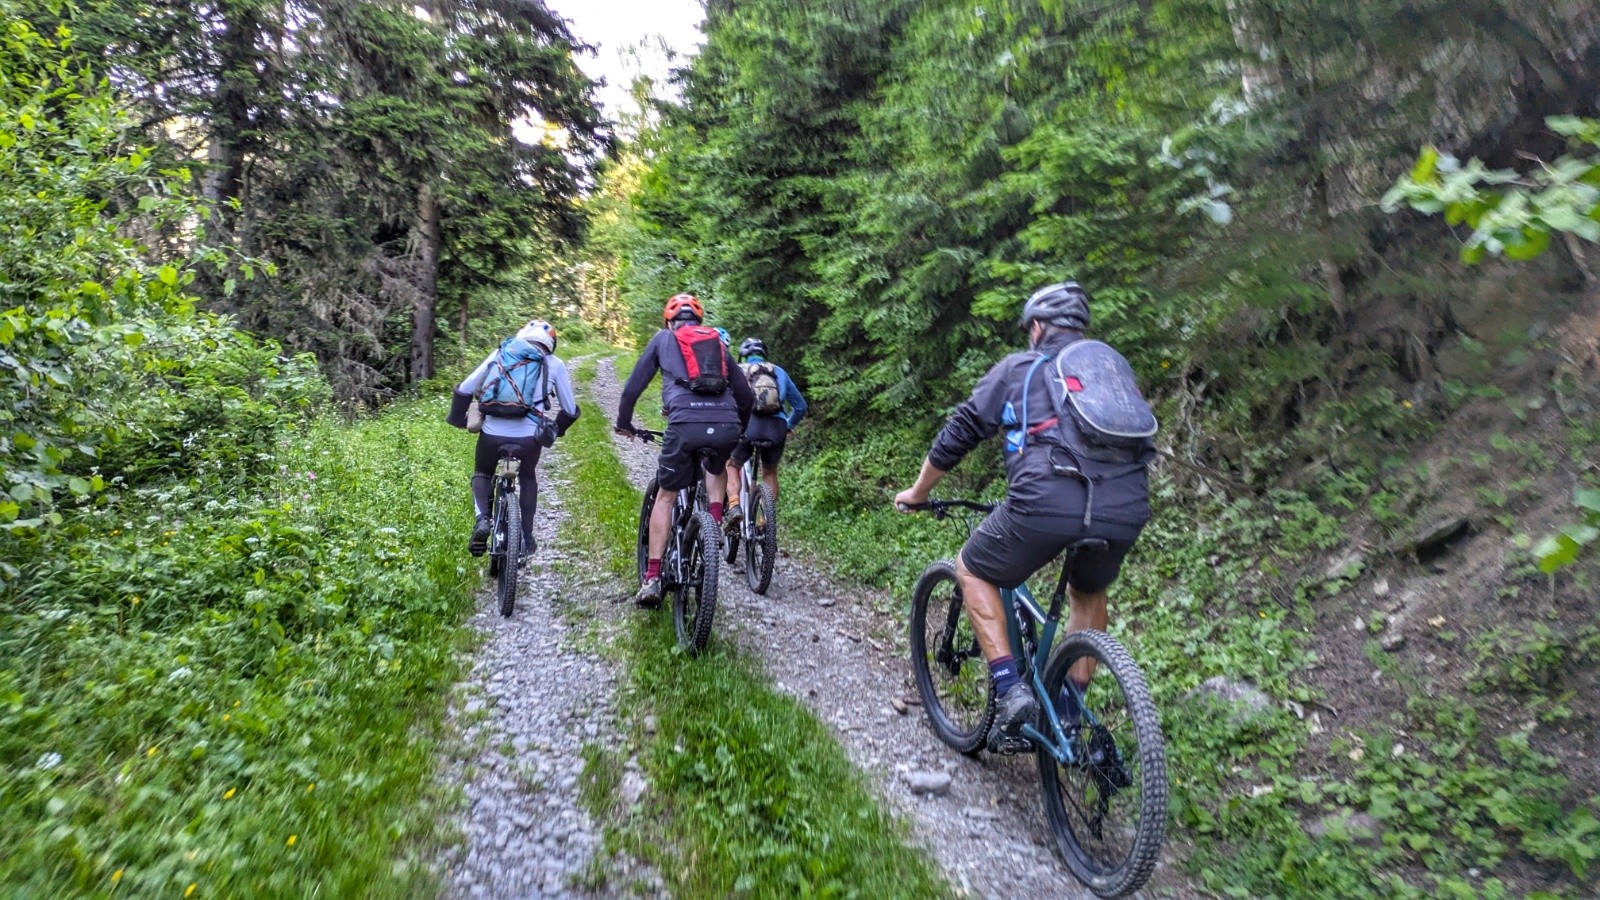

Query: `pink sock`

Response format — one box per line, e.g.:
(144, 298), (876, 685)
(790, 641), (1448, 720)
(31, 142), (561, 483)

(709, 501), (723, 524)
(646, 559), (662, 580)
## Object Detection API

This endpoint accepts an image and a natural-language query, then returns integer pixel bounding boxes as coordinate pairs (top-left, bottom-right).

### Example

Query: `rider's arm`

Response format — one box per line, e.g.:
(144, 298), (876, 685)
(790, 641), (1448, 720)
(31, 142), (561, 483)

(926, 361), (1009, 471)
(895, 457), (948, 508)
(447, 352), (497, 428)
(777, 366), (807, 430)
(615, 335), (663, 430)
(548, 357), (581, 436)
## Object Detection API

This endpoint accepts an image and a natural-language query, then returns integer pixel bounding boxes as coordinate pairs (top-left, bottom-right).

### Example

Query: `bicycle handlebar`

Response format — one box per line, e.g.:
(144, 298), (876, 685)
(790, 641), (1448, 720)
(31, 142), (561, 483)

(898, 498), (997, 518)
(622, 427), (664, 443)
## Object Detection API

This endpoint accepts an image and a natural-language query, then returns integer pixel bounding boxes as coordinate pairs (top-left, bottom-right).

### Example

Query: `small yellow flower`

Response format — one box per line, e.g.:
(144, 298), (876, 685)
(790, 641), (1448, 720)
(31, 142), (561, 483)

(286, 835), (297, 847)
(223, 787), (236, 800)
(222, 714), (230, 722)
(1160, 360), (1172, 369)
(111, 869), (123, 884)
(305, 783), (315, 793)
(184, 884), (196, 898)
(132, 597), (141, 605)
(232, 700), (241, 708)
(146, 746), (157, 758)
(1401, 400), (1413, 409)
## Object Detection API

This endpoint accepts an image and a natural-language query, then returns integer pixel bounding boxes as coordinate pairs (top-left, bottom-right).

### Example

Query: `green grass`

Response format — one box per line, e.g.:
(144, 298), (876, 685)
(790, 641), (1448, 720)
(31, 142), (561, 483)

(0, 388), (477, 897)
(557, 357), (949, 897)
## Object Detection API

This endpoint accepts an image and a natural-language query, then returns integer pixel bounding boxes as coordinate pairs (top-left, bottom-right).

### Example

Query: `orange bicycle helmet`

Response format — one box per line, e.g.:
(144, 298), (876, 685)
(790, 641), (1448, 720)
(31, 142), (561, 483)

(663, 293), (704, 324)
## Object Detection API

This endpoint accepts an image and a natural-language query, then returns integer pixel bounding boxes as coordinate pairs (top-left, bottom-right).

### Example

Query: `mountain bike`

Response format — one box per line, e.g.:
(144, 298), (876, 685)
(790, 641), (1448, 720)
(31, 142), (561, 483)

(723, 439), (778, 594)
(631, 429), (722, 653)
(485, 446), (523, 617)
(905, 499), (1167, 898)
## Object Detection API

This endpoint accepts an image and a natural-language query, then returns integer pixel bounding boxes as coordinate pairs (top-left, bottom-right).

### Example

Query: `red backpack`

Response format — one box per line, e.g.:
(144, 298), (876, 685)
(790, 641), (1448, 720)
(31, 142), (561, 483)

(672, 325), (729, 395)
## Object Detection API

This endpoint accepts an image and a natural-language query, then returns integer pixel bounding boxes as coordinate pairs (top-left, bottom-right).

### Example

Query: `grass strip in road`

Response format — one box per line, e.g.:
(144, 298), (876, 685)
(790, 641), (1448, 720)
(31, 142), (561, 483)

(558, 358), (949, 897)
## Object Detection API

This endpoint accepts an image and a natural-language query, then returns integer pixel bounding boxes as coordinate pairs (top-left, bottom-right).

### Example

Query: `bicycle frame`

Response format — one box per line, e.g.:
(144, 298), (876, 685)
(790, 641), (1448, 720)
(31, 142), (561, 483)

(1005, 575), (1103, 767)
(663, 472), (707, 586)
(490, 457), (520, 559)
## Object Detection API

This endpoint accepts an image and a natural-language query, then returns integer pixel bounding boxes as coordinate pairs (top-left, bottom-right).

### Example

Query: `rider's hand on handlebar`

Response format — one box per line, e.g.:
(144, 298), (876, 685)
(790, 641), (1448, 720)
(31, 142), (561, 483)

(893, 487), (927, 513)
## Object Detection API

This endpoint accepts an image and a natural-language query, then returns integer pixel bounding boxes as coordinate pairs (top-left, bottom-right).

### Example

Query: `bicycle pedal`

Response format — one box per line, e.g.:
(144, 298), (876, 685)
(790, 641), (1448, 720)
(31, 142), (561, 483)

(987, 734), (1035, 756)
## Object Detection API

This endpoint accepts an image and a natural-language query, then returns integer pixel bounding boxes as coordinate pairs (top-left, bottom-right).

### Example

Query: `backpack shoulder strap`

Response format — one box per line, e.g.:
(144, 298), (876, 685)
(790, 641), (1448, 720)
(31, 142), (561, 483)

(1017, 352), (1053, 453)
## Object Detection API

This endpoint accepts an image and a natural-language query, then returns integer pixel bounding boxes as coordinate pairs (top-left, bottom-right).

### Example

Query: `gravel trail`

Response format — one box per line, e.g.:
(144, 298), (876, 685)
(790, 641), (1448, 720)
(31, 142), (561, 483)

(438, 442), (659, 899)
(590, 358), (1140, 898)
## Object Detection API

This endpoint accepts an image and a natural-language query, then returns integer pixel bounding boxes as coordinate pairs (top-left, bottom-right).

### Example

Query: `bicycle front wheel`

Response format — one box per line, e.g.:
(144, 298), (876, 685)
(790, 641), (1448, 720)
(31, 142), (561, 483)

(637, 477), (658, 585)
(672, 510), (720, 653)
(908, 560), (994, 754)
(497, 493), (521, 617)
(1037, 629), (1167, 898)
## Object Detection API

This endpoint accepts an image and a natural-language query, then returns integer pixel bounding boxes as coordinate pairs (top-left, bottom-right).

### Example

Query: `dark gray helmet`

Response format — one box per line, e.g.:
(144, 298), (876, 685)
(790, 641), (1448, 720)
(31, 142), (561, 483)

(1020, 281), (1091, 331)
(739, 337), (767, 359)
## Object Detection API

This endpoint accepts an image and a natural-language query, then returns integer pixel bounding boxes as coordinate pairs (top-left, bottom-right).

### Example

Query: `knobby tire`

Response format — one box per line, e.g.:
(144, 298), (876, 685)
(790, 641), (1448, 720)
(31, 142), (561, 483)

(637, 477), (657, 586)
(743, 482), (777, 594)
(908, 560), (994, 754)
(497, 491), (521, 617)
(1037, 629), (1166, 898)
(673, 510), (720, 653)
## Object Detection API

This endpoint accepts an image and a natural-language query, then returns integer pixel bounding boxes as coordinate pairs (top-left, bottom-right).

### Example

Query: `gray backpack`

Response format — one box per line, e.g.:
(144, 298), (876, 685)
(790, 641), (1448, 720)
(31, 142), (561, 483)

(1022, 339), (1157, 524)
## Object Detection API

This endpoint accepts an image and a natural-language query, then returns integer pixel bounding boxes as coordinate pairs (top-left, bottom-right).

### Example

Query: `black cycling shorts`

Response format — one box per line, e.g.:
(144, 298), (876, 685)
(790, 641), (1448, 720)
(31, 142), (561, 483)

(959, 502), (1139, 593)
(656, 422), (741, 492)
(730, 415), (787, 468)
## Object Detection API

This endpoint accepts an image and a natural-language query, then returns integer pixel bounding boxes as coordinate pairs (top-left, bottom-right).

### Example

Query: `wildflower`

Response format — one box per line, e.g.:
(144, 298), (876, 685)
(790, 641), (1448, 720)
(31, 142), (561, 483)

(233, 700), (241, 708)
(1160, 359), (1172, 369)
(1258, 611), (1266, 618)
(111, 869), (123, 884)
(223, 787), (236, 800)
(184, 884), (196, 897)
(306, 782), (315, 793)
(286, 834), (298, 847)
(222, 714), (230, 722)
(146, 746), (158, 758)
(1401, 399), (1413, 409)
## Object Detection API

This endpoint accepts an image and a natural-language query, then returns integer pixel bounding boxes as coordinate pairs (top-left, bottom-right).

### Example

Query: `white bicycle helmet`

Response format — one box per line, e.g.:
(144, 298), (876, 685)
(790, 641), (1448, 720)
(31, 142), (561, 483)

(516, 319), (557, 352)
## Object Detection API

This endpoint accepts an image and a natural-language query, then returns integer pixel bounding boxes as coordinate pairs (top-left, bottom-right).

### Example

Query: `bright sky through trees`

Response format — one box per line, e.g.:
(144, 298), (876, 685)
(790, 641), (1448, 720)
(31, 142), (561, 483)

(548, 0), (704, 119)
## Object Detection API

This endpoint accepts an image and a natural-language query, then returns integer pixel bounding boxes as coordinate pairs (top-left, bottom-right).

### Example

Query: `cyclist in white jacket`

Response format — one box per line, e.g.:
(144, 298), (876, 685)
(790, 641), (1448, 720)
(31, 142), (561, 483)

(447, 320), (580, 556)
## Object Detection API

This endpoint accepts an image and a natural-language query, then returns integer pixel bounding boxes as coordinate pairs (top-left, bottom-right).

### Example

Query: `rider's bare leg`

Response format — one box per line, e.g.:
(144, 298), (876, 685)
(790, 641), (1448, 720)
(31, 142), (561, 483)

(1065, 586), (1109, 684)
(648, 486), (675, 560)
(954, 554), (1010, 662)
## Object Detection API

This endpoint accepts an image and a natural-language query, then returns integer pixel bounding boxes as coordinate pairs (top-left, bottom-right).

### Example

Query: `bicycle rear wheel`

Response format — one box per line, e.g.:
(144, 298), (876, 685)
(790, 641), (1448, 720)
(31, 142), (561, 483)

(497, 492), (521, 617)
(637, 477), (658, 585)
(908, 560), (994, 754)
(1037, 629), (1166, 898)
(743, 483), (777, 594)
(672, 510), (720, 653)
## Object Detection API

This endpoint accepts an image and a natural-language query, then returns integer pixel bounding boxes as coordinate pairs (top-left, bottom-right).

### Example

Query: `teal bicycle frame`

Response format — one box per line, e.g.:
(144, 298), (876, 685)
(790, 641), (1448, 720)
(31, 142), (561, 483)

(1000, 539), (1109, 765)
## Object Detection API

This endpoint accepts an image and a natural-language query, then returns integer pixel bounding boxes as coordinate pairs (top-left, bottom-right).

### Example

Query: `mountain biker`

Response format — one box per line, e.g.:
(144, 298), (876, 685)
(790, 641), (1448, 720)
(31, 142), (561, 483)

(724, 336), (808, 533)
(447, 319), (580, 556)
(892, 282), (1154, 751)
(616, 294), (754, 607)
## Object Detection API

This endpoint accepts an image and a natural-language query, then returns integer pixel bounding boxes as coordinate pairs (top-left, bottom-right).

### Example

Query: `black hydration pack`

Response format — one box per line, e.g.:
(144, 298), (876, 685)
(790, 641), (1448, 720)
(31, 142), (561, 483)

(1021, 339), (1157, 526)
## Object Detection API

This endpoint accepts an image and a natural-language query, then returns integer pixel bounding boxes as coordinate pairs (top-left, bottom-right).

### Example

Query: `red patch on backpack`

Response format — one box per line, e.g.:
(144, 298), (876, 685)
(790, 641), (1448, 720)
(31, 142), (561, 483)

(1065, 376), (1084, 392)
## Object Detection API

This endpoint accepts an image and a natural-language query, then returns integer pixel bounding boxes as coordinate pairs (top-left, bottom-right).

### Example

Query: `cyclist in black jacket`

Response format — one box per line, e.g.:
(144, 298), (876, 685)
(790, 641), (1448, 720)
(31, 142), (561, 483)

(617, 294), (754, 607)
(894, 282), (1153, 750)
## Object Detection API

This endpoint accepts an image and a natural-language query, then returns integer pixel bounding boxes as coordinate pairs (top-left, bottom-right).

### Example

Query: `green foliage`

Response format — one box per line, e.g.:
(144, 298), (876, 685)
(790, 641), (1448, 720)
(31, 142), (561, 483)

(0, 392), (477, 896)
(1384, 118), (1600, 264)
(0, 11), (222, 530)
(1533, 488), (1600, 574)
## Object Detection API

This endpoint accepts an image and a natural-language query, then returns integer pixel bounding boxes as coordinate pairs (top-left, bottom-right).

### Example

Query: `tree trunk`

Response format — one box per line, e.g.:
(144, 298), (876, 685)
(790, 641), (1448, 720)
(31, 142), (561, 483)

(204, 7), (259, 228)
(459, 292), (469, 351)
(411, 182), (442, 382)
